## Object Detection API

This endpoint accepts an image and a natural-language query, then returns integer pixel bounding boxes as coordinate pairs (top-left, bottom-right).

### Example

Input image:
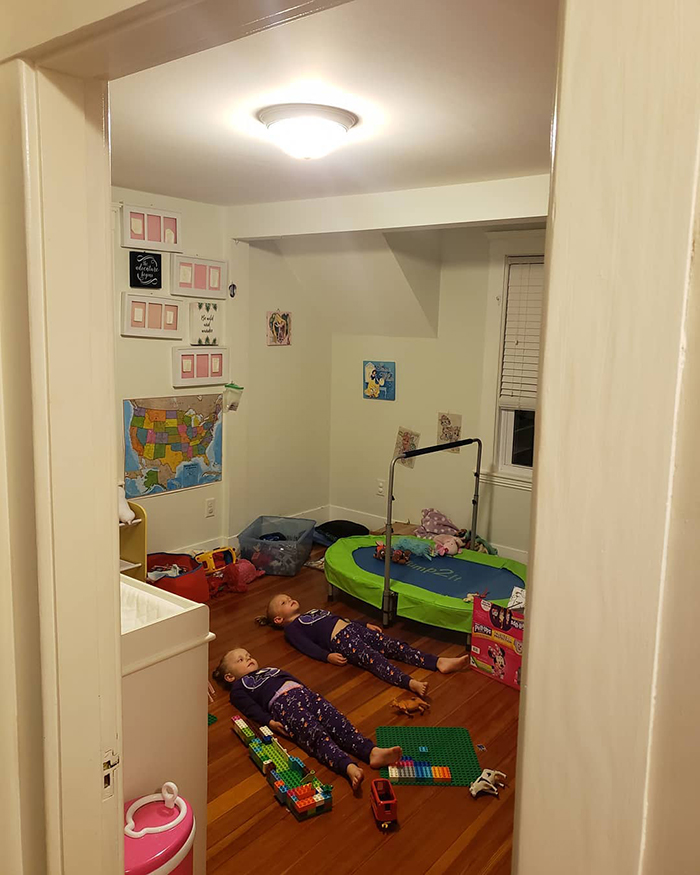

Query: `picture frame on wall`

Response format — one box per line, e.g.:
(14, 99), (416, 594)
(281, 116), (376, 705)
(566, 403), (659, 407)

(189, 301), (222, 346)
(363, 360), (396, 401)
(121, 293), (183, 339)
(172, 347), (229, 387)
(266, 310), (291, 346)
(121, 204), (182, 253)
(172, 255), (227, 300)
(129, 251), (162, 289)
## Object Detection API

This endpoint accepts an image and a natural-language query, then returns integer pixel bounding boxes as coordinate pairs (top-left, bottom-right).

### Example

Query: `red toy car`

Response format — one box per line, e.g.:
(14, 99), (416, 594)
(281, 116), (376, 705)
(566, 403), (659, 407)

(370, 778), (398, 830)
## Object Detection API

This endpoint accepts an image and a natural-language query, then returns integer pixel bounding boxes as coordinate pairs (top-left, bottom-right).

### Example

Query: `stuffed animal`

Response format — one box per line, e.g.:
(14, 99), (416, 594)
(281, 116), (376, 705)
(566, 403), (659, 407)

(434, 534), (465, 556)
(374, 541), (411, 564)
(390, 696), (430, 717)
(212, 559), (265, 594)
(393, 536), (435, 560)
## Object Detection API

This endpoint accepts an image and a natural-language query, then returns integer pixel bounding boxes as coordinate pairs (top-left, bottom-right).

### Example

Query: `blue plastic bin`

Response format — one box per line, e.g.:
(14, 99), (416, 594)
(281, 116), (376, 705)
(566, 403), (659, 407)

(239, 515), (315, 577)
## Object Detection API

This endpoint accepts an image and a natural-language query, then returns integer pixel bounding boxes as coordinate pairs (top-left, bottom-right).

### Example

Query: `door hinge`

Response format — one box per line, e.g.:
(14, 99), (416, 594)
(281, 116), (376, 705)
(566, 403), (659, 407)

(102, 750), (121, 800)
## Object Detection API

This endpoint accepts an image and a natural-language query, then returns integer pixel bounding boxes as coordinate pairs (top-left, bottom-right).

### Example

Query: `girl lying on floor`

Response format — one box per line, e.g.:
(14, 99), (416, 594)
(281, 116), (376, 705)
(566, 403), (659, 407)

(257, 594), (470, 695)
(212, 647), (401, 790)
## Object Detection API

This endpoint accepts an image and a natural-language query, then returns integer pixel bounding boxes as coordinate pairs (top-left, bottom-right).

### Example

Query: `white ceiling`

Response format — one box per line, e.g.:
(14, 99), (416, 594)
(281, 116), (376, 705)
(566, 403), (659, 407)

(110, 0), (558, 206)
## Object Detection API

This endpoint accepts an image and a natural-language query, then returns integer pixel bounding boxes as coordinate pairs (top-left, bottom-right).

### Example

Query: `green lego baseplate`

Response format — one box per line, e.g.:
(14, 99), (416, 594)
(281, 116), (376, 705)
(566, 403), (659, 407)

(231, 715), (333, 821)
(376, 725), (481, 787)
(208, 713), (218, 725)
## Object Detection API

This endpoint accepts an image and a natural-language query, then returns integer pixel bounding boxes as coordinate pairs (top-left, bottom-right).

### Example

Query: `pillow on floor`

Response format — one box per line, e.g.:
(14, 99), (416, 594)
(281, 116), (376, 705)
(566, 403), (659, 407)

(313, 520), (369, 546)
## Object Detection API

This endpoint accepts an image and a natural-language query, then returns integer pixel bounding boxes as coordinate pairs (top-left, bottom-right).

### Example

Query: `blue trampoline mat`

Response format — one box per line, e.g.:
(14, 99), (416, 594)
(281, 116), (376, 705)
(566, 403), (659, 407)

(353, 546), (521, 601)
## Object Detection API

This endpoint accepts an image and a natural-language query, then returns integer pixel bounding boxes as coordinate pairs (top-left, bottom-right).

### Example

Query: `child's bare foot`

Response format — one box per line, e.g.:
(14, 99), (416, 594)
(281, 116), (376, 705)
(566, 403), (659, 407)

(369, 745), (402, 769)
(409, 678), (429, 696)
(347, 763), (364, 791)
(437, 654), (470, 674)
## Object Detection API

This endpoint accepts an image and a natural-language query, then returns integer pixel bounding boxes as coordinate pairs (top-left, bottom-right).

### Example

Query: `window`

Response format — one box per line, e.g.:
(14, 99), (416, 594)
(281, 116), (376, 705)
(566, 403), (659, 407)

(497, 257), (544, 477)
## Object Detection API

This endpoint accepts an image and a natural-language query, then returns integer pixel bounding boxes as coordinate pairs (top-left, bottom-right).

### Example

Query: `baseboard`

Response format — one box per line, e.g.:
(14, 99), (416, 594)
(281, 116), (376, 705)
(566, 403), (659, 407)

(328, 505), (393, 532)
(491, 543), (529, 564)
(288, 505), (331, 524)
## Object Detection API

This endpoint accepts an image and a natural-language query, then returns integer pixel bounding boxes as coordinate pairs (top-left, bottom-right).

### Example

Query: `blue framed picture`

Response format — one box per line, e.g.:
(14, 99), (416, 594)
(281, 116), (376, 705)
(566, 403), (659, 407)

(363, 360), (396, 401)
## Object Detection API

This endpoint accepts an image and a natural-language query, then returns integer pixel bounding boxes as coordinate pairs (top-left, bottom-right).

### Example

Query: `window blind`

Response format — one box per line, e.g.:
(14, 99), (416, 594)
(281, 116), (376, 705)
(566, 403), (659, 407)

(499, 258), (544, 409)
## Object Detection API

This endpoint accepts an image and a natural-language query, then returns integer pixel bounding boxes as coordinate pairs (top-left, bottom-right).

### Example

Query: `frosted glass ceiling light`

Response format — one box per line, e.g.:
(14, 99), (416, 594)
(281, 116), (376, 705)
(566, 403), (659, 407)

(257, 103), (359, 159)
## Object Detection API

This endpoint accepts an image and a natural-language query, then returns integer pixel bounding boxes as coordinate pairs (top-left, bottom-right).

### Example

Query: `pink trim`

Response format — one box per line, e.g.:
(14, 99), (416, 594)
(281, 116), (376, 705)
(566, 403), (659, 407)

(194, 264), (207, 290)
(210, 354), (222, 377)
(208, 267), (221, 290)
(146, 214), (162, 242)
(178, 262), (193, 289)
(196, 354), (209, 378)
(163, 216), (178, 245)
(164, 305), (178, 330)
(131, 301), (145, 327)
(181, 355), (194, 379)
(147, 303), (163, 329)
(129, 212), (145, 241)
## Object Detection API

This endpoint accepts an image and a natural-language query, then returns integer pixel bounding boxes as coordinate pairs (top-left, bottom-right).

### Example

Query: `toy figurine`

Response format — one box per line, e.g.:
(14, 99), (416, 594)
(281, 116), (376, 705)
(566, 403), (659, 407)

(393, 536), (435, 561)
(390, 695), (430, 717)
(469, 768), (507, 798)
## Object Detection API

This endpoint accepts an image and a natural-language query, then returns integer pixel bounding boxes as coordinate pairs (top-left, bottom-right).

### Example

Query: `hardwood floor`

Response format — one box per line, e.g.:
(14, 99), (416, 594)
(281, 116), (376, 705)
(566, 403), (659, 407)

(206, 555), (520, 874)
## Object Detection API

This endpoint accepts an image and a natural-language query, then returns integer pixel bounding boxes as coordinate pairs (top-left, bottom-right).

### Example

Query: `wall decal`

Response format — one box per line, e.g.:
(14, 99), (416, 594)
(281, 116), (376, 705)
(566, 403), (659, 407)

(172, 347), (228, 387)
(267, 310), (292, 346)
(123, 394), (222, 496)
(394, 426), (420, 468)
(129, 251), (162, 289)
(121, 293), (182, 339)
(363, 360), (396, 401)
(172, 255), (227, 299)
(122, 204), (182, 252)
(190, 301), (222, 346)
(437, 412), (462, 452)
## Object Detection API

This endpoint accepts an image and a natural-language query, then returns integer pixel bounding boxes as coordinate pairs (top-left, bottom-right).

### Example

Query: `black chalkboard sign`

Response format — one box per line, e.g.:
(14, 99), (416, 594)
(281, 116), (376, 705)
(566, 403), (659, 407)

(129, 251), (162, 289)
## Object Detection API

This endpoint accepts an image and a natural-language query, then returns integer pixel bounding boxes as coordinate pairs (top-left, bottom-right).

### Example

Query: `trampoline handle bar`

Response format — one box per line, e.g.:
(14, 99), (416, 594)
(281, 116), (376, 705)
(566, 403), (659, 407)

(401, 438), (476, 458)
(382, 438), (483, 627)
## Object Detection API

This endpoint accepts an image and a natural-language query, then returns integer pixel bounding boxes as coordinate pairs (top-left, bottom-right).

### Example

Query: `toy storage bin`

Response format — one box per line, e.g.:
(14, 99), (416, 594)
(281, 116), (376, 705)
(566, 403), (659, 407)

(146, 553), (209, 603)
(238, 515), (315, 576)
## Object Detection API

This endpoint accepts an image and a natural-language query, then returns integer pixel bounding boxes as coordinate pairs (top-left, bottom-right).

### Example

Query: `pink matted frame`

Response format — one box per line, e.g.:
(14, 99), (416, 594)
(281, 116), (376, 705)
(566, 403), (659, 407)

(172, 346), (228, 387)
(121, 203), (183, 253)
(171, 254), (227, 300)
(120, 293), (183, 339)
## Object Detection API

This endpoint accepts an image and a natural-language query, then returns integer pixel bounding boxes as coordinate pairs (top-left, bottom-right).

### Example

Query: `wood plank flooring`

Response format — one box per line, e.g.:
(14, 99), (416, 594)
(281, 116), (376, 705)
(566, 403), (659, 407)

(206, 555), (519, 874)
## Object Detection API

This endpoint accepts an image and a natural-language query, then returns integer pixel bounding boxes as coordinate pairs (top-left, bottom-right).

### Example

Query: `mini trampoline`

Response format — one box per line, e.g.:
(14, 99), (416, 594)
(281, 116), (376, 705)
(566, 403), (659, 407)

(324, 437), (527, 636)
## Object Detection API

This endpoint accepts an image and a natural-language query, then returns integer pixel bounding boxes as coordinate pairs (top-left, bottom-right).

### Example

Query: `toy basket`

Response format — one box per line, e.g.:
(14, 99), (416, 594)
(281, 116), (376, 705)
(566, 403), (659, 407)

(238, 516), (315, 577)
(146, 552), (209, 603)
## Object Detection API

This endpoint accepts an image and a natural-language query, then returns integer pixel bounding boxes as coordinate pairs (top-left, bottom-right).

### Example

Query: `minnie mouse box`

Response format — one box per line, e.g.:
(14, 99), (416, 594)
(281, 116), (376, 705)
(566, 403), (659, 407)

(470, 598), (524, 691)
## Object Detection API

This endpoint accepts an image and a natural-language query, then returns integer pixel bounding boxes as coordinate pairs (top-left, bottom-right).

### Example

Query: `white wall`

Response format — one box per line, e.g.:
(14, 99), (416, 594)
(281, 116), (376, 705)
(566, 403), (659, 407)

(325, 227), (533, 555)
(513, 0), (700, 873)
(112, 186), (232, 552)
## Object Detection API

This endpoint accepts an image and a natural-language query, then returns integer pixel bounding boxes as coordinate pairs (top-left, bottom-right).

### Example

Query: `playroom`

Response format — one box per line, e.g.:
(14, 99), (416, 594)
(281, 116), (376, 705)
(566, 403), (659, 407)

(110, 1), (556, 872)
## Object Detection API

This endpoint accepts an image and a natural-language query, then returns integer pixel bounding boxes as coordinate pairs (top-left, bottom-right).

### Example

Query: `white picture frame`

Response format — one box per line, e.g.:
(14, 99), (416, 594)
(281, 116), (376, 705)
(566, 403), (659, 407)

(171, 254), (227, 299)
(121, 293), (183, 339)
(172, 347), (228, 387)
(189, 301), (223, 346)
(121, 204), (183, 252)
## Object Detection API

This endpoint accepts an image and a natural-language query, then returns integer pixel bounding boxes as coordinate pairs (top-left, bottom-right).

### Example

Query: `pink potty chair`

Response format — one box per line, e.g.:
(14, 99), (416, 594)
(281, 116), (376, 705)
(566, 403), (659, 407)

(124, 782), (195, 875)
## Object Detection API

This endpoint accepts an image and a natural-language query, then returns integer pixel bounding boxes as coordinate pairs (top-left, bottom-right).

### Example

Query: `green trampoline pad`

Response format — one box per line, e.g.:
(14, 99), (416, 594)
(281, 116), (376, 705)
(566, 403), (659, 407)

(324, 535), (526, 634)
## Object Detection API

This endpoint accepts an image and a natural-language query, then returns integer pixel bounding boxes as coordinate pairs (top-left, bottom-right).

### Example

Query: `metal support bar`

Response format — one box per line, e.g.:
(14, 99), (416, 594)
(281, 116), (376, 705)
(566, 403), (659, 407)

(381, 437), (483, 628)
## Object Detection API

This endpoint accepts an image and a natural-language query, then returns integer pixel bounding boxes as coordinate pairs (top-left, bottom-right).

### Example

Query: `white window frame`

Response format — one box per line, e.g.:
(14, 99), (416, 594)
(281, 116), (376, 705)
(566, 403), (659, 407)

(479, 231), (546, 490)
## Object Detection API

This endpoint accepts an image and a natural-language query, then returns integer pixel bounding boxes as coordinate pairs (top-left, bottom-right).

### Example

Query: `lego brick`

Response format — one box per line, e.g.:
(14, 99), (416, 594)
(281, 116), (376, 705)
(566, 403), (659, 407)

(376, 726), (480, 787)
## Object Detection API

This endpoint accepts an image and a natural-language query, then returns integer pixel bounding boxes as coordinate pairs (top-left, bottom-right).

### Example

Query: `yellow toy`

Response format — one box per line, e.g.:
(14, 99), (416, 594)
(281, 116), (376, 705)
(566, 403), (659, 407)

(195, 546), (236, 574)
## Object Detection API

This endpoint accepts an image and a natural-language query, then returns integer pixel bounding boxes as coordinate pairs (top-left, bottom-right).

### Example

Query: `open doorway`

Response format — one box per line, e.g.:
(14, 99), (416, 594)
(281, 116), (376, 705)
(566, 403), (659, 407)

(109, 0), (556, 871)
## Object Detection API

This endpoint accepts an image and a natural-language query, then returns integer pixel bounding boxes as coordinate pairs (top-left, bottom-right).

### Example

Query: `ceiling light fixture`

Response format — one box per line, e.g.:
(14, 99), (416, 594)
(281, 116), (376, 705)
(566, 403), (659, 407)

(257, 103), (359, 160)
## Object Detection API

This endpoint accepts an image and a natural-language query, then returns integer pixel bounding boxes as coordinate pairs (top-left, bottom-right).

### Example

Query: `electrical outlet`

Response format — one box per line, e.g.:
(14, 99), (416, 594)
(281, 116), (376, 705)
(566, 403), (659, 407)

(376, 479), (385, 496)
(205, 498), (216, 518)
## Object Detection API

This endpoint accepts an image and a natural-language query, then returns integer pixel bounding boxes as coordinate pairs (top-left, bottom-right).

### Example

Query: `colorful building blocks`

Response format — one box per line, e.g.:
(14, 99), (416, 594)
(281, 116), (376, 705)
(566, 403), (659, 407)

(376, 726), (482, 787)
(230, 715), (333, 822)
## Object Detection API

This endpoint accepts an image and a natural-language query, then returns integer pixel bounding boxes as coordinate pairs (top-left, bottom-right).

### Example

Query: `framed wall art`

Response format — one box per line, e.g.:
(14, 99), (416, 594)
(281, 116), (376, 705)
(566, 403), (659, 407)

(172, 347), (228, 387)
(363, 360), (396, 401)
(121, 204), (182, 252)
(172, 255), (227, 299)
(121, 293), (182, 339)
(266, 310), (291, 346)
(190, 301), (222, 346)
(129, 251), (162, 289)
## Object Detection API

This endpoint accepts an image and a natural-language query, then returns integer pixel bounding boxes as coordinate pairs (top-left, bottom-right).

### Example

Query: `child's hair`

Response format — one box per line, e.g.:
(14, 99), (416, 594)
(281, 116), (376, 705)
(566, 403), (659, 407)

(212, 651), (237, 691)
(254, 596), (283, 629)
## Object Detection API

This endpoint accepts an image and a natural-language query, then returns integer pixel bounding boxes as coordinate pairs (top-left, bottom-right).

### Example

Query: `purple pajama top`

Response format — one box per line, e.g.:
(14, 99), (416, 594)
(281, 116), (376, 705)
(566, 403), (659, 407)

(284, 609), (366, 662)
(229, 667), (301, 726)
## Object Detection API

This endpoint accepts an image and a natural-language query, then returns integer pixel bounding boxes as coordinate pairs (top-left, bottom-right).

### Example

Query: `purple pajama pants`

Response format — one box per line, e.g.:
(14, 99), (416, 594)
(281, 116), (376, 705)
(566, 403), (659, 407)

(333, 622), (439, 690)
(269, 686), (374, 775)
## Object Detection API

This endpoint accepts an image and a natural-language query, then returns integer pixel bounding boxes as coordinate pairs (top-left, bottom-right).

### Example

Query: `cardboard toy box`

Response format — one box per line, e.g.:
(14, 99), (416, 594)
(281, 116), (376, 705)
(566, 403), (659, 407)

(470, 598), (524, 690)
